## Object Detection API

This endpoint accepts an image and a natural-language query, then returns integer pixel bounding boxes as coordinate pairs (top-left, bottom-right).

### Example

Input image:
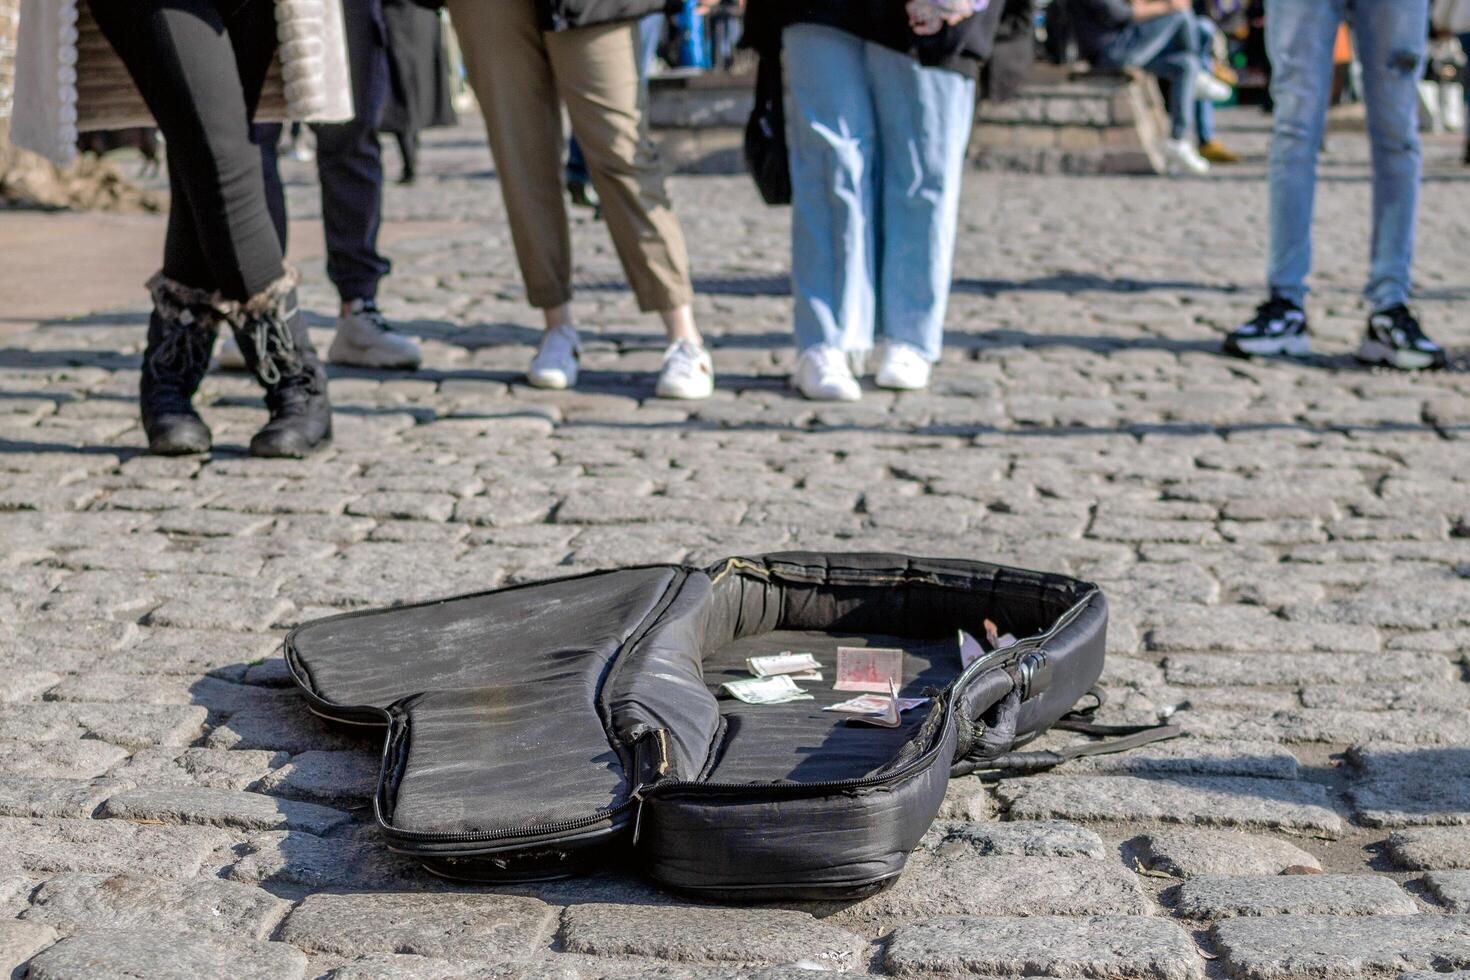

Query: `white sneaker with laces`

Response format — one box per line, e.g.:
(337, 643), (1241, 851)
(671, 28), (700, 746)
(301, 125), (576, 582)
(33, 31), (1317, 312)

(1195, 70), (1233, 103)
(527, 323), (582, 390)
(215, 332), (247, 371)
(875, 343), (932, 390)
(328, 299), (422, 370)
(655, 339), (714, 400)
(792, 345), (862, 402)
(1161, 138), (1211, 176)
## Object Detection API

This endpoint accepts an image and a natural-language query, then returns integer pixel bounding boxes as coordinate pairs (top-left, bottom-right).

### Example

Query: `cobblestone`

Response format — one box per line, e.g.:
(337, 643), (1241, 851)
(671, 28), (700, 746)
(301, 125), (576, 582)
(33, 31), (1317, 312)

(1210, 915), (1470, 979)
(1174, 874), (1418, 918)
(20, 873), (291, 938)
(1126, 829), (1322, 878)
(1425, 871), (1470, 912)
(560, 904), (865, 969)
(2, 115), (1468, 974)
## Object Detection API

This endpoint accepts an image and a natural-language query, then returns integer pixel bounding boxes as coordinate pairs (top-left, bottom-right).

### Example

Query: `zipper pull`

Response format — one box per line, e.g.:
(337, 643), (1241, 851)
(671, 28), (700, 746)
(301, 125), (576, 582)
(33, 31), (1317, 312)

(628, 729), (671, 847)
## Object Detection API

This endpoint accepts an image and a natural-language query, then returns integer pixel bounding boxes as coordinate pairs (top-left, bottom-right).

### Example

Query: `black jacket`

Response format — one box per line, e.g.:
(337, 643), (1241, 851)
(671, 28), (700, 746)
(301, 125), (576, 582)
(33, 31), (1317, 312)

(743, 0), (1009, 79)
(539, 0), (672, 30)
(1069, 0), (1134, 63)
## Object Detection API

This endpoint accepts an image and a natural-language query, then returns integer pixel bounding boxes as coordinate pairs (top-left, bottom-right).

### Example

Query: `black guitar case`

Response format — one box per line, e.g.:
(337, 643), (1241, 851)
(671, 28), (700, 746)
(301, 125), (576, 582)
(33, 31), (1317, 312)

(286, 552), (1146, 901)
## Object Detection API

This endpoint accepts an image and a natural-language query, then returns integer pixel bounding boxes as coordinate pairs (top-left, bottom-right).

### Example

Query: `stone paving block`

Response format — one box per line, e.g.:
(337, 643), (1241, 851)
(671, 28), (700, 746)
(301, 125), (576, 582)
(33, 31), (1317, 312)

(0, 816), (231, 879)
(146, 594), (295, 632)
(100, 785), (353, 835)
(44, 671), (290, 714)
(1424, 871), (1470, 912)
(1178, 707), (1470, 745)
(1162, 652), (1453, 687)
(112, 627), (284, 679)
(883, 915), (1204, 980)
(23, 929), (307, 980)
(1285, 593), (1470, 630)
(998, 774), (1343, 836)
(227, 830), (422, 889)
(113, 746), (288, 791)
(1174, 874), (1418, 918)
(204, 703), (368, 753)
(1146, 609), (1380, 654)
(560, 904), (864, 970)
(321, 954), (581, 980)
(1, 670), (60, 702)
(1346, 742), (1470, 780)
(1401, 974), (1470, 980)
(1127, 829), (1322, 878)
(1350, 776), (1470, 828)
(1385, 828), (1470, 870)
(830, 853), (1151, 924)
(0, 739), (129, 779)
(254, 748), (380, 805)
(1210, 914), (1470, 979)
(0, 776), (123, 818)
(282, 892), (555, 961)
(0, 621), (136, 674)
(0, 920), (58, 976)
(347, 491), (458, 523)
(1060, 738), (1301, 780)
(918, 819), (1108, 860)
(21, 873), (292, 939)
(0, 702), (207, 748)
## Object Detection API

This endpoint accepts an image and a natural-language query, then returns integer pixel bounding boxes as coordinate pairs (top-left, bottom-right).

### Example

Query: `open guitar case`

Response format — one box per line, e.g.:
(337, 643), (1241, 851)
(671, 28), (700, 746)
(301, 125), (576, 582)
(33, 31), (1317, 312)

(286, 552), (1177, 901)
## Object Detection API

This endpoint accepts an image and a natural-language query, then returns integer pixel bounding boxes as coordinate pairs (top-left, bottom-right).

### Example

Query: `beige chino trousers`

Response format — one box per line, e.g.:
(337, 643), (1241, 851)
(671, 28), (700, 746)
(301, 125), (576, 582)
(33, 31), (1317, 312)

(445, 0), (693, 313)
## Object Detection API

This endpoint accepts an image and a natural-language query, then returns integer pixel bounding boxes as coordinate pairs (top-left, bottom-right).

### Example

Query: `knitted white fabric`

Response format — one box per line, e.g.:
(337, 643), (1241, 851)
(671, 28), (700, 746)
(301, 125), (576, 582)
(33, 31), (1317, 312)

(11, 0), (352, 165)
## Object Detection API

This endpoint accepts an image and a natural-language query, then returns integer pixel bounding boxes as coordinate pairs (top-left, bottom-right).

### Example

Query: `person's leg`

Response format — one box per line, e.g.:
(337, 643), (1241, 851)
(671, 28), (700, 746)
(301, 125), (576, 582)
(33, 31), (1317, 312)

(638, 12), (664, 78)
(1350, 0), (1427, 312)
(312, 0), (392, 307)
(868, 43), (975, 368)
(549, 18), (695, 319)
(90, 0), (285, 300)
(1195, 20), (1216, 144)
(396, 129), (418, 182)
(782, 23), (879, 358)
(445, 0), (572, 316)
(1263, 0), (1342, 307)
(1119, 12), (1201, 140)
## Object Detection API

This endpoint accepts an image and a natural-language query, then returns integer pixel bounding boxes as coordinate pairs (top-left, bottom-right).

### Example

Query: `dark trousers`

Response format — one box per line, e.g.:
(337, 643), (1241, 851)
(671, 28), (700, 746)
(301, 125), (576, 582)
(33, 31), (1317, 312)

(259, 0), (391, 303)
(91, 0), (284, 301)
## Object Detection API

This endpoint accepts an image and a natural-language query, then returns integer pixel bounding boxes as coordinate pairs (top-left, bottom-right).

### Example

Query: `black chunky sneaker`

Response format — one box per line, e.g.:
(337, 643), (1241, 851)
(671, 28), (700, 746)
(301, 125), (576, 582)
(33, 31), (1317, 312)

(141, 274), (221, 456)
(228, 270), (333, 458)
(1223, 295), (1311, 358)
(1356, 304), (1447, 371)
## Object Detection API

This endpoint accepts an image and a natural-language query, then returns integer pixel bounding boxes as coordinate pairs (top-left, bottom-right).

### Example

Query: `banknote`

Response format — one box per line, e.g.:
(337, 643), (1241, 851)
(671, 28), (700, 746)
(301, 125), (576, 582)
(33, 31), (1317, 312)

(825, 680), (920, 728)
(720, 674), (814, 705)
(835, 646), (904, 693)
(746, 651), (821, 677)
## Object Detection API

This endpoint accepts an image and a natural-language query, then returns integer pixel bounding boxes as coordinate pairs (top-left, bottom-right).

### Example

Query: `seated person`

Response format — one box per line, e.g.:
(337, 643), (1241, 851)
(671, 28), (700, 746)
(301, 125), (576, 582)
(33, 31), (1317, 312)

(1071, 0), (1228, 174)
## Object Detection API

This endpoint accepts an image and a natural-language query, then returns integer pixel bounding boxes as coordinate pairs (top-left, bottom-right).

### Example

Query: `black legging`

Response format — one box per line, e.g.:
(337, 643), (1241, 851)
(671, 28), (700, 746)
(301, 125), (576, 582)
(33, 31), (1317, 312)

(91, 0), (287, 301)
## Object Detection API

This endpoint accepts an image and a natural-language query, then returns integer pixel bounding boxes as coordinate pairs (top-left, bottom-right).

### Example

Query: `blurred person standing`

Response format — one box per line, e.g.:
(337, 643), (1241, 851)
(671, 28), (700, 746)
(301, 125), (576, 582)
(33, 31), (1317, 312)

(443, 0), (716, 400)
(381, 0), (459, 185)
(228, 0), (424, 372)
(744, 0), (1007, 401)
(1434, 0), (1470, 164)
(1224, 0), (1447, 370)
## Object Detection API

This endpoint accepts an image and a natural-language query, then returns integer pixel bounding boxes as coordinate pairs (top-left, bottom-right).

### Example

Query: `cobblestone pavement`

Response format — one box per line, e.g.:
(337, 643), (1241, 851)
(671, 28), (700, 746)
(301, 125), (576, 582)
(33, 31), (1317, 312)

(2, 111), (1470, 979)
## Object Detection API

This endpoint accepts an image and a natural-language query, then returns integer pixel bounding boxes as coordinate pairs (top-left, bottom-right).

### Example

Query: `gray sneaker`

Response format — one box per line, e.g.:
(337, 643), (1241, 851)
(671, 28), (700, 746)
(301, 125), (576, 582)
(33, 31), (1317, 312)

(327, 300), (422, 370)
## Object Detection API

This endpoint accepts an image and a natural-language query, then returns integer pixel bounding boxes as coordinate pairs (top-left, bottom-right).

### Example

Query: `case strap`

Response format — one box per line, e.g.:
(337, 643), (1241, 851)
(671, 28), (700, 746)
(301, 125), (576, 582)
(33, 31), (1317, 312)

(966, 721), (1183, 775)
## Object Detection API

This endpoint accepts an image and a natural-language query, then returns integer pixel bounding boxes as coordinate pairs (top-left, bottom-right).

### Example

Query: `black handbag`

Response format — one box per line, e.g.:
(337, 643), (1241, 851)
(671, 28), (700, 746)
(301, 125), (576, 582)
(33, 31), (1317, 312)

(286, 552), (1178, 901)
(743, 52), (792, 206)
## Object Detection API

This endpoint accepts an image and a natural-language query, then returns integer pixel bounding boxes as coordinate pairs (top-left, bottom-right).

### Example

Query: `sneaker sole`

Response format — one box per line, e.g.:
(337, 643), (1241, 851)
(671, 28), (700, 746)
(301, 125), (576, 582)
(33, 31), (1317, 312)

(526, 373), (573, 390)
(1223, 334), (1312, 359)
(1355, 338), (1444, 371)
(655, 384), (713, 400)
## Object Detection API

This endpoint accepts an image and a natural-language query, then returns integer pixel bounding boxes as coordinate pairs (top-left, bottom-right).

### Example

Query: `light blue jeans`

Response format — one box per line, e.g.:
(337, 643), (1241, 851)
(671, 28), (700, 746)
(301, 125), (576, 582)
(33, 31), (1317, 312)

(1265, 0), (1428, 310)
(784, 24), (976, 362)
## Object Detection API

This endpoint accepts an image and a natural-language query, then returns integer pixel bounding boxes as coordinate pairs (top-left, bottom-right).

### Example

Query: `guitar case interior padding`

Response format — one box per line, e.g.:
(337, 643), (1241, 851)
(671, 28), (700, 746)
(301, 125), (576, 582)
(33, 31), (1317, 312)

(286, 552), (1107, 901)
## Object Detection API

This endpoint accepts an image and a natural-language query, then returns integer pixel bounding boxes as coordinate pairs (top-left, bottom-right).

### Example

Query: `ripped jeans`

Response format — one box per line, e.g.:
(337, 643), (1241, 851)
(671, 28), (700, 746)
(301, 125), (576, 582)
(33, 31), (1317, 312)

(1265, 0), (1428, 310)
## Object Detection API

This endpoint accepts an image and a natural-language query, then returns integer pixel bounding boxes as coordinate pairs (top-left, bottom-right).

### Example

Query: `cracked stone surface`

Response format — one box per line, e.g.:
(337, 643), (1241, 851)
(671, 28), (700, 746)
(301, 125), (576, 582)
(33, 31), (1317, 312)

(2, 113), (1468, 976)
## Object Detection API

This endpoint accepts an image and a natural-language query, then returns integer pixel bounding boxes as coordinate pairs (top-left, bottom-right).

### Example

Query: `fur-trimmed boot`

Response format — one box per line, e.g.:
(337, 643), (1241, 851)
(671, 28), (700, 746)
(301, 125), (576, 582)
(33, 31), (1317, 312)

(141, 273), (223, 455)
(226, 269), (333, 458)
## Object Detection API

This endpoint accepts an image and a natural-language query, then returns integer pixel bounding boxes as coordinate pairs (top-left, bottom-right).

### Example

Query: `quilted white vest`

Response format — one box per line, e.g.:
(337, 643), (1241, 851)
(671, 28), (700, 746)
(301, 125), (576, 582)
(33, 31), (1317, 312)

(10, 0), (353, 165)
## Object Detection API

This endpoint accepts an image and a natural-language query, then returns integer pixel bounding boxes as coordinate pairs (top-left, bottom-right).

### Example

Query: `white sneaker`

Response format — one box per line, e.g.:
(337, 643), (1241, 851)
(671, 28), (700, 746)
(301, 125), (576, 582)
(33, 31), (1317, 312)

(1196, 70), (1233, 104)
(791, 345), (862, 402)
(875, 343), (932, 390)
(655, 339), (714, 400)
(527, 323), (581, 390)
(327, 300), (422, 370)
(1161, 138), (1211, 176)
(214, 332), (247, 371)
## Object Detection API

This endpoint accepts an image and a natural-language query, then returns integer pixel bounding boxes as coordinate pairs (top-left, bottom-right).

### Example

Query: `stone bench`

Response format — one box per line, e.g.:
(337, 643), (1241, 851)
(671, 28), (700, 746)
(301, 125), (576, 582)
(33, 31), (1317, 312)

(970, 65), (1172, 175)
